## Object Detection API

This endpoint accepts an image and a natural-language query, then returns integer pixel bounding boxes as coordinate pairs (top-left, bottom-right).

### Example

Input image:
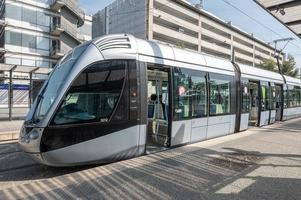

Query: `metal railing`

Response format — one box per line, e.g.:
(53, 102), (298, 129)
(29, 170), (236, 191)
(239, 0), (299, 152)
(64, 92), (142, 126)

(50, 0), (84, 27)
(51, 19), (84, 43)
(51, 44), (66, 57)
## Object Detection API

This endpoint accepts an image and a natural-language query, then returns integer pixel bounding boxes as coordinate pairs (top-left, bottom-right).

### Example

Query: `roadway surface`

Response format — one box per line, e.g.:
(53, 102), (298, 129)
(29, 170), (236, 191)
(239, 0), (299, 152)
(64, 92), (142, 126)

(0, 118), (301, 199)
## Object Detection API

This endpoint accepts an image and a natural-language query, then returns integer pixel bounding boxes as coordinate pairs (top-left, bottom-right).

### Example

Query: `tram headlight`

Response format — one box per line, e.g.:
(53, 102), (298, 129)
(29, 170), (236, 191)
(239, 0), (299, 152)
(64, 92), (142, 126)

(29, 129), (39, 140)
(20, 127), (40, 144)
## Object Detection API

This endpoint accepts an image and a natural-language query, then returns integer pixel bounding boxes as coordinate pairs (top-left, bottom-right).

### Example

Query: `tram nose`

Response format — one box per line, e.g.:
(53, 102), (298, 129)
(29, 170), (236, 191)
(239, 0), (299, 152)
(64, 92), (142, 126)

(19, 125), (44, 153)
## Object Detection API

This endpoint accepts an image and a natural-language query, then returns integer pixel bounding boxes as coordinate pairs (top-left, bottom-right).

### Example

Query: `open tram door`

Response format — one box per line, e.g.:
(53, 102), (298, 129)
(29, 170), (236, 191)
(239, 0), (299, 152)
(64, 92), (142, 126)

(249, 81), (260, 126)
(275, 84), (284, 121)
(145, 65), (171, 153)
(268, 82), (277, 124)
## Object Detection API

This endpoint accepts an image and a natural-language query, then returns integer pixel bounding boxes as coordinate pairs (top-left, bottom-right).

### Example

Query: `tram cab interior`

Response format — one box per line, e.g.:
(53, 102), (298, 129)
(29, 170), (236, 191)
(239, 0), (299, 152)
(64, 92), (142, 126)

(146, 67), (170, 153)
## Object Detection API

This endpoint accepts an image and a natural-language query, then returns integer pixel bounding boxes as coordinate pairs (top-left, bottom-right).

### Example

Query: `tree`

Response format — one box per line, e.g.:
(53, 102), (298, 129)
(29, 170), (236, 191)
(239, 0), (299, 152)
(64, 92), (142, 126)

(258, 59), (277, 72)
(257, 55), (299, 78)
(281, 54), (299, 78)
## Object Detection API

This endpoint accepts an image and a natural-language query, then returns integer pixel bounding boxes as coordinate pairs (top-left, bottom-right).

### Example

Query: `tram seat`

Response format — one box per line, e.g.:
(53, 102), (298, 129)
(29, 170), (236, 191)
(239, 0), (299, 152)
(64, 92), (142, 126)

(148, 104), (155, 118)
(147, 101), (168, 145)
(216, 104), (223, 114)
(193, 104), (206, 116)
(210, 104), (223, 114)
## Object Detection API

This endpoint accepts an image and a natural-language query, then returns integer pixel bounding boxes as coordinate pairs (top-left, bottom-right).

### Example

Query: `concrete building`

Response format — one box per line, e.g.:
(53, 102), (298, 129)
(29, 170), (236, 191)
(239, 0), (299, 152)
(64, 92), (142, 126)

(93, 0), (284, 67)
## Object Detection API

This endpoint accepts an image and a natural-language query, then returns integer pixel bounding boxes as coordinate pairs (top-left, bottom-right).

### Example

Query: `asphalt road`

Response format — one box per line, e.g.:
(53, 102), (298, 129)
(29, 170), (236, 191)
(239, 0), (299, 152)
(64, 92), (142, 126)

(0, 118), (301, 200)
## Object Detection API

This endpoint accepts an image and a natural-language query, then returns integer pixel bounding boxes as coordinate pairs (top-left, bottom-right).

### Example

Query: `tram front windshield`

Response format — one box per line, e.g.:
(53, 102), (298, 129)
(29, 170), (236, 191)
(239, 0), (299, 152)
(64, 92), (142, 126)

(33, 43), (90, 123)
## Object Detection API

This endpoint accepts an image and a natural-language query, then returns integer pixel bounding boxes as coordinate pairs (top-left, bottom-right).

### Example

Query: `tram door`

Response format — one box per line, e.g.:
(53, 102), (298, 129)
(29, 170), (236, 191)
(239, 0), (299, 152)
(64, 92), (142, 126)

(275, 84), (283, 121)
(249, 81), (260, 126)
(146, 67), (171, 153)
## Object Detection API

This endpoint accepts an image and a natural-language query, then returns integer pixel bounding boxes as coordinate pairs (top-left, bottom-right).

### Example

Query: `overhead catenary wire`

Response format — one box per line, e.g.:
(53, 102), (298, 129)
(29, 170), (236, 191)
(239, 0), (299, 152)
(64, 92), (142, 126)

(221, 0), (301, 53)
(108, 0), (299, 57)
(103, 0), (173, 17)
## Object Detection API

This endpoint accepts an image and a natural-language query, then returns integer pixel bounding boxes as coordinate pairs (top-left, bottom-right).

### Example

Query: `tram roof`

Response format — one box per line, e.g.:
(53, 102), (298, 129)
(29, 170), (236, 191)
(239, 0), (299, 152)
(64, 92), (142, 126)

(93, 34), (235, 74)
(239, 63), (284, 84)
(284, 75), (301, 86)
(93, 34), (301, 85)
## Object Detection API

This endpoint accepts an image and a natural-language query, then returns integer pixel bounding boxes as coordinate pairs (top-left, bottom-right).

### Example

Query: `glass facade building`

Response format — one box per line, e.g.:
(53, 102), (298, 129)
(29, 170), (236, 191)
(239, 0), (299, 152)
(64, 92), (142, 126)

(0, 0), (92, 119)
(1, 0), (92, 70)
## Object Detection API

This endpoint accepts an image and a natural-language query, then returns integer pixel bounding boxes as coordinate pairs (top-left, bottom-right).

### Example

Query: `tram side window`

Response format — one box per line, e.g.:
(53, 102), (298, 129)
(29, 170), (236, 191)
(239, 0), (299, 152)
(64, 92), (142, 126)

(297, 87), (301, 106)
(52, 60), (126, 125)
(261, 84), (268, 111)
(209, 74), (232, 115)
(191, 73), (207, 118)
(288, 86), (293, 107)
(267, 85), (276, 110)
(241, 82), (250, 113)
(288, 86), (301, 107)
(173, 68), (207, 120)
(283, 89), (288, 108)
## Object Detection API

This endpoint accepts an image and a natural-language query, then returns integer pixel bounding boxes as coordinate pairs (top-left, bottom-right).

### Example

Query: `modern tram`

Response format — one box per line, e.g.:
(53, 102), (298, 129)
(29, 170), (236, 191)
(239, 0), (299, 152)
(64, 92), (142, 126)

(19, 34), (301, 166)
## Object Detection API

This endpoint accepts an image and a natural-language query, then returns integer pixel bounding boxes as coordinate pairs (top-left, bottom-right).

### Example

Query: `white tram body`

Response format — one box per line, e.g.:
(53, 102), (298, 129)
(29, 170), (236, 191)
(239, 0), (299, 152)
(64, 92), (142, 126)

(18, 34), (301, 166)
(283, 75), (301, 120)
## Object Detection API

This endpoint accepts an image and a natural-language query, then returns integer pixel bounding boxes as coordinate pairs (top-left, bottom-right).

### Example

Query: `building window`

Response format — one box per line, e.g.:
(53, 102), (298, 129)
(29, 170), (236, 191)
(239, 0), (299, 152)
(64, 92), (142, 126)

(5, 4), (22, 21)
(6, 4), (50, 28)
(5, 57), (21, 65)
(22, 59), (36, 67)
(22, 7), (37, 25)
(209, 74), (232, 115)
(6, 31), (51, 53)
(37, 36), (50, 51)
(5, 31), (21, 46)
(37, 11), (50, 27)
(36, 60), (50, 68)
(22, 34), (36, 49)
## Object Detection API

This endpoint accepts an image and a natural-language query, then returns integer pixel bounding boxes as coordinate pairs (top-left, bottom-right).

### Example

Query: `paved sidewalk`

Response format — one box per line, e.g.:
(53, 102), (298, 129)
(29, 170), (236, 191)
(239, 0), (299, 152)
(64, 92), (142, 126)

(0, 118), (301, 199)
(0, 120), (23, 141)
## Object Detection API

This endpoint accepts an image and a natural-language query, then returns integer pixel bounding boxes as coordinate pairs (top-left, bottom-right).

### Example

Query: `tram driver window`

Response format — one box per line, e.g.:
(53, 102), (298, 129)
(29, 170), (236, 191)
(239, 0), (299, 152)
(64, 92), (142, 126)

(209, 74), (231, 115)
(52, 60), (126, 125)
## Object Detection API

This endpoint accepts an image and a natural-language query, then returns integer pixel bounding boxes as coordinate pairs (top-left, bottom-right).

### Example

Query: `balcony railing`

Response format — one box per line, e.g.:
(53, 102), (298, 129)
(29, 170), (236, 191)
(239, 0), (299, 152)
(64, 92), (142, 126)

(52, 19), (85, 44)
(50, 22), (64, 36)
(50, 0), (85, 27)
(50, 45), (65, 59)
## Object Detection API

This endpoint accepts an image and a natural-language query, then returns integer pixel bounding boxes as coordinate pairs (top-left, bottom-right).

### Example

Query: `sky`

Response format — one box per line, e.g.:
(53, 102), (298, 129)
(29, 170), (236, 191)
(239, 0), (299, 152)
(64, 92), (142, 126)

(79, 0), (301, 70)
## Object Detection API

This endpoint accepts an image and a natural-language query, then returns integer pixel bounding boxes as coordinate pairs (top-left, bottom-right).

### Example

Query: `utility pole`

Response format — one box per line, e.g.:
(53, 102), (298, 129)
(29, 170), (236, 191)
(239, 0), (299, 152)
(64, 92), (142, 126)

(194, 0), (204, 9)
(271, 37), (294, 74)
(200, 0), (204, 8)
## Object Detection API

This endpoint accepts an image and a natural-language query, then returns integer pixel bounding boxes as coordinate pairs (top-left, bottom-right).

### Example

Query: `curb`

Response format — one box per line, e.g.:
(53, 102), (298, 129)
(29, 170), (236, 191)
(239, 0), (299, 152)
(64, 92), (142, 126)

(0, 131), (19, 142)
